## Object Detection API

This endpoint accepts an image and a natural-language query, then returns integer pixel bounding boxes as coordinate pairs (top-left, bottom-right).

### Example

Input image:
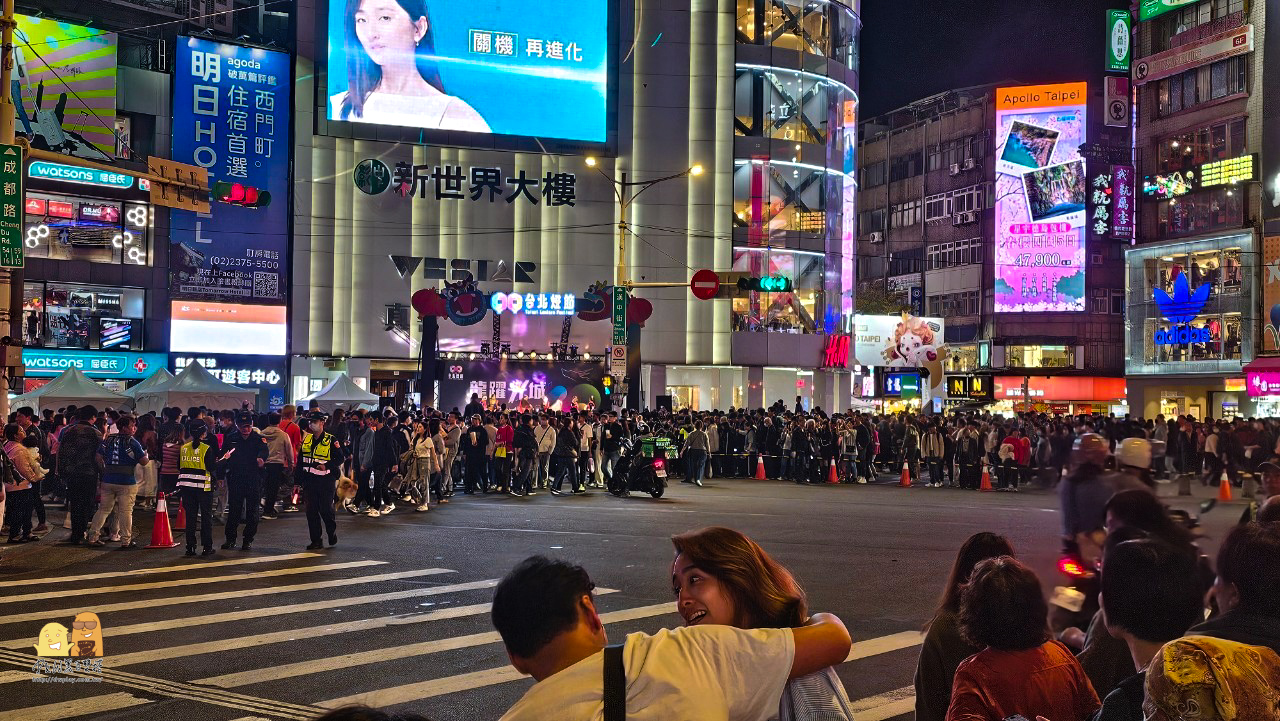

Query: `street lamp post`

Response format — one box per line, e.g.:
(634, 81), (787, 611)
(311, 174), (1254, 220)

(586, 157), (702, 410)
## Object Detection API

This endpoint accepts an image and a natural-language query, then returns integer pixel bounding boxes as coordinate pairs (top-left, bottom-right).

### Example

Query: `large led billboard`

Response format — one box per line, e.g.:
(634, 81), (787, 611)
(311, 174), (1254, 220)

(13, 15), (117, 161)
(170, 301), (287, 355)
(994, 83), (1087, 313)
(325, 0), (610, 142)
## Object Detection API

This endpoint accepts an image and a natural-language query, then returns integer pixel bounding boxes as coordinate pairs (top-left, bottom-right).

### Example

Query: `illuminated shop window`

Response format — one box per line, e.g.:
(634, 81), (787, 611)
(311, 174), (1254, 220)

(23, 193), (150, 266)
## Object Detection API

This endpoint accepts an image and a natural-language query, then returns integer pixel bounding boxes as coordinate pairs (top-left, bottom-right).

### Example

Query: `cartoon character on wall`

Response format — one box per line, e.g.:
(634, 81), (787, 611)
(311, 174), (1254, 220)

(883, 313), (947, 393)
(34, 622), (70, 656)
(70, 612), (104, 658)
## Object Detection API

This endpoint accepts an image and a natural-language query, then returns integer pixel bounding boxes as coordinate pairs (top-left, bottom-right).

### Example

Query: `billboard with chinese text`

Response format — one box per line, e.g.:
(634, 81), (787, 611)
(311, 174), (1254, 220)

(170, 38), (290, 306)
(994, 83), (1087, 313)
(13, 15), (117, 161)
(439, 359), (604, 413)
(325, 0), (610, 143)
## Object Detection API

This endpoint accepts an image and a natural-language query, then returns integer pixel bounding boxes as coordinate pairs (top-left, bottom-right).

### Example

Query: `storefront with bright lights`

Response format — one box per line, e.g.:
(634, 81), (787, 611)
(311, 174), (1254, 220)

(989, 376), (1128, 416)
(1125, 234), (1258, 419)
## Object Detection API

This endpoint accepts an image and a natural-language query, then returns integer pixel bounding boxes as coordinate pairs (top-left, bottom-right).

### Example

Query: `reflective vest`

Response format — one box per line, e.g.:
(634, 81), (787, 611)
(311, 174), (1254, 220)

(300, 433), (335, 478)
(177, 441), (212, 492)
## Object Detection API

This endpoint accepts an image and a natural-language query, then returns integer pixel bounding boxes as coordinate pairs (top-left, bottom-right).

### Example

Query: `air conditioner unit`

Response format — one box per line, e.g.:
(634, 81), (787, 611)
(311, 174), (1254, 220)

(954, 211), (977, 225)
(949, 163), (961, 176)
(962, 158), (976, 171)
(868, 232), (884, 243)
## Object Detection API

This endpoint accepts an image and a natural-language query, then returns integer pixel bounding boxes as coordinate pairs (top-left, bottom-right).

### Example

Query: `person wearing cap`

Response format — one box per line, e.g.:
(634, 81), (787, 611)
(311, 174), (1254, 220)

(177, 422), (218, 557)
(299, 411), (344, 550)
(1239, 460), (1280, 525)
(217, 411), (269, 551)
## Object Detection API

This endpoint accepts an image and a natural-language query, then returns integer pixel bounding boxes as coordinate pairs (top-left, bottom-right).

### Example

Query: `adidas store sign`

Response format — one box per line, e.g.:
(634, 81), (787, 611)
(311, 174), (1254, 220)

(1153, 326), (1211, 345)
(1152, 272), (1212, 346)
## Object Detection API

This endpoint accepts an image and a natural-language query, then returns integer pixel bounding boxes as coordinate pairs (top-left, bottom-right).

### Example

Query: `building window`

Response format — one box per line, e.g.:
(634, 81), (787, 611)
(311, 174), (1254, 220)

(1156, 56), (1247, 117)
(944, 344), (979, 372)
(730, 249), (824, 334)
(1111, 289), (1126, 316)
(927, 237), (983, 269)
(1007, 345), (1074, 369)
(927, 133), (986, 172)
(1155, 187), (1244, 240)
(951, 184), (985, 214)
(890, 199), (920, 229)
(21, 281), (146, 350)
(1158, 0), (1245, 51)
(927, 290), (979, 317)
(925, 192), (951, 221)
(861, 161), (886, 188)
(1144, 313), (1242, 363)
(1155, 118), (1246, 173)
(889, 153), (922, 183)
(858, 209), (886, 234)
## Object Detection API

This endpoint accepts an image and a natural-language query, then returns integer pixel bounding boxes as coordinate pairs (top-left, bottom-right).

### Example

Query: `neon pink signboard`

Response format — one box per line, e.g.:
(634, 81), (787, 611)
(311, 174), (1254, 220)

(994, 83), (1088, 312)
(1247, 372), (1280, 397)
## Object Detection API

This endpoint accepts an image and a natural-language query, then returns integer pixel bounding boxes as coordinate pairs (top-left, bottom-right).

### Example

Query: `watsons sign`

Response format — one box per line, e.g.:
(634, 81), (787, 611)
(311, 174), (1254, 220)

(23, 349), (166, 378)
(28, 161), (134, 189)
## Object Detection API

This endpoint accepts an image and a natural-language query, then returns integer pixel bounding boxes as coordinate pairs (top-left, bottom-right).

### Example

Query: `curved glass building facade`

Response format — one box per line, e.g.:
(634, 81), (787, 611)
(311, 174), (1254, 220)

(732, 0), (860, 335)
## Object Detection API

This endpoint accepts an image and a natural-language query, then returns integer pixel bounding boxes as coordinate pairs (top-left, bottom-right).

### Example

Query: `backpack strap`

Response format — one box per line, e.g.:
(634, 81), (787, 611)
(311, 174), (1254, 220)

(603, 643), (626, 721)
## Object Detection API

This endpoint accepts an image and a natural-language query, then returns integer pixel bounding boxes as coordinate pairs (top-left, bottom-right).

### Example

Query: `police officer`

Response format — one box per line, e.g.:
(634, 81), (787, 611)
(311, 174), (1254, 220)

(299, 412), (344, 550)
(177, 422), (217, 557)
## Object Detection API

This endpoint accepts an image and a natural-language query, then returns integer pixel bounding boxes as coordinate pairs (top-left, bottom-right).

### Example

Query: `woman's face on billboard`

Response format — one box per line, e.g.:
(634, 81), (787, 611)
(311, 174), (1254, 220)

(354, 0), (426, 68)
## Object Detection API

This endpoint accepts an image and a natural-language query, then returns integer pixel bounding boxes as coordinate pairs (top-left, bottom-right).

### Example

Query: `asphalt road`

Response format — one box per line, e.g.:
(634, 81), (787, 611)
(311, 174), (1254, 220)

(0, 474), (1237, 721)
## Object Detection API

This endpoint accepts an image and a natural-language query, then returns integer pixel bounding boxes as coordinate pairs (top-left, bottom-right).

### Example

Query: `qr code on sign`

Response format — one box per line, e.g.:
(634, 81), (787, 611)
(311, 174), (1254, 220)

(253, 272), (278, 299)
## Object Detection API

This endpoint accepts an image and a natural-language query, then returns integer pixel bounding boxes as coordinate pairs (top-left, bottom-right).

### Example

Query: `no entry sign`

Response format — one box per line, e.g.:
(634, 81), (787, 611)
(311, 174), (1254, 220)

(690, 269), (719, 300)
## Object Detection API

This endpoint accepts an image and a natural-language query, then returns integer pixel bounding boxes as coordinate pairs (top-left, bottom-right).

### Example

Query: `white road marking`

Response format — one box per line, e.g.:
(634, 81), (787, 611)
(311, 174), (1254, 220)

(19, 692), (150, 721)
(320, 623), (911, 710)
(850, 685), (915, 721)
(0, 567), (453, 625)
(2, 576), (487, 649)
(845, 631), (924, 662)
(109, 588), (616, 668)
(1, 560), (385, 604)
(200, 596), (653, 689)
(1, 552), (323, 587)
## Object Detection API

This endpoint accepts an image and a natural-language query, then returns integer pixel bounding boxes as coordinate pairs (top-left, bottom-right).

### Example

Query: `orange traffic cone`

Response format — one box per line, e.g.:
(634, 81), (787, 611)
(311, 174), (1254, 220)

(827, 458), (839, 484)
(755, 455), (767, 480)
(147, 493), (180, 549)
(1218, 471), (1233, 502)
(979, 462), (993, 491)
(173, 497), (187, 530)
(899, 460), (912, 488)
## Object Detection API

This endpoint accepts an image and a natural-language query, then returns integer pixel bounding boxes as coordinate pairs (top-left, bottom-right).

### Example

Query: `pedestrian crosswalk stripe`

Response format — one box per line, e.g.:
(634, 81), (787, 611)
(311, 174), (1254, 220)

(844, 631), (923, 662)
(0, 669), (37, 684)
(0, 552), (324, 587)
(201, 596), (652, 690)
(0, 567), (454, 625)
(319, 608), (909, 711)
(19, 691), (150, 721)
(0, 573), (480, 649)
(850, 685), (915, 721)
(114, 587), (616, 669)
(1, 560), (386, 605)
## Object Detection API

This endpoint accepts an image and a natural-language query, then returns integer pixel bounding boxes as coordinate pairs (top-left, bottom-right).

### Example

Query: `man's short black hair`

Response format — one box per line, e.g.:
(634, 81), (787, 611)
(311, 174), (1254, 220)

(1101, 539), (1202, 643)
(1217, 521), (1280, 613)
(77, 406), (97, 422)
(15, 406), (34, 419)
(491, 556), (596, 659)
(959, 557), (1049, 651)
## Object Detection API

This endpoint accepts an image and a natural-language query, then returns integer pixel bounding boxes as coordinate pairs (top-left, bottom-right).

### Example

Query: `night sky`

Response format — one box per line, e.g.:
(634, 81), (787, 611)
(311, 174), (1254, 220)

(859, 0), (1122, 118)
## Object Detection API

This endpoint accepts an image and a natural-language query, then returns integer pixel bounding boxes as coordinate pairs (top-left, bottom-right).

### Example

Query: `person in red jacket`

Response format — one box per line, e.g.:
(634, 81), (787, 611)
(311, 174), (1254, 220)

(999, 428), (1031, 492)
(493, 413), (515, 494)
(277, 406), (304, 511)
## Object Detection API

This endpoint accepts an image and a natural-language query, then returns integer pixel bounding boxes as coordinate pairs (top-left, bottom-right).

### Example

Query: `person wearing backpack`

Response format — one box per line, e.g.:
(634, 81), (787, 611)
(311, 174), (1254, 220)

(87, 415), (148, 548)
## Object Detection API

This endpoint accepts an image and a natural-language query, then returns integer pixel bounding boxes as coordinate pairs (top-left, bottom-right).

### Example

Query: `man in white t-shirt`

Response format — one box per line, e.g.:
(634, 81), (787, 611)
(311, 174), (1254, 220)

(492, 556), (852, 721)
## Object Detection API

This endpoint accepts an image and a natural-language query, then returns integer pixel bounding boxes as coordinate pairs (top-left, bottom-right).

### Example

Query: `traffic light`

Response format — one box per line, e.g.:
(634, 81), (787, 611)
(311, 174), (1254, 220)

(736, 275), (793, 293)
(602, 375), (613, 395)
(213, 181), (271, 208)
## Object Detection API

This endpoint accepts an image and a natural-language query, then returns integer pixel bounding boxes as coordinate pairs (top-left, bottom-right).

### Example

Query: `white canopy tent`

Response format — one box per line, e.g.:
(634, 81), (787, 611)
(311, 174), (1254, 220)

(8, 367), (131, 414)
(299, 373), (379, 413)
(122, 368), (176, 401)
(133, 361), (256, 415)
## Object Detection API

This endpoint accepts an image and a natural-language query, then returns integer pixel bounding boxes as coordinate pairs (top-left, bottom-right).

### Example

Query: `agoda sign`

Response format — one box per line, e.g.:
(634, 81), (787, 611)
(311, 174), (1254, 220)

(1153, 272), (1211, 345)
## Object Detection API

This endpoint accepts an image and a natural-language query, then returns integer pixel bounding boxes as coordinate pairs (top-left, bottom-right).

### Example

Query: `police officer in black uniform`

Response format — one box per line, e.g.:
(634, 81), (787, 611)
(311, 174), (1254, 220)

(299, 411), (344, 550)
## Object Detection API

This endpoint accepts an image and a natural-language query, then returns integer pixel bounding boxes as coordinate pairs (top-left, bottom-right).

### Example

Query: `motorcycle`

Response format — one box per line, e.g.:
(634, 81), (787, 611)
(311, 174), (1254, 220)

(608, 436), (669, 498)
(1050, 497), (1215, 633)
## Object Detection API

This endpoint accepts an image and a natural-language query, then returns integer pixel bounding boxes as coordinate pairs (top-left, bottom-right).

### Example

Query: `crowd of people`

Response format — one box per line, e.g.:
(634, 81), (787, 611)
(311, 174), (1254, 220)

(4, 393), (1280, 719)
